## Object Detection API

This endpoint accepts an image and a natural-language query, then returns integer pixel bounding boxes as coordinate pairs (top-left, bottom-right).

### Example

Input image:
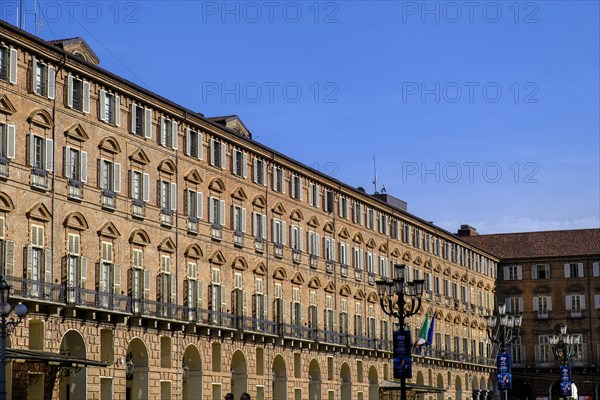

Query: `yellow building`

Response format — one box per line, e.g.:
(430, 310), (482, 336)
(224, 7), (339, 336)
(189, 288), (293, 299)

(0, 21), (497, 400)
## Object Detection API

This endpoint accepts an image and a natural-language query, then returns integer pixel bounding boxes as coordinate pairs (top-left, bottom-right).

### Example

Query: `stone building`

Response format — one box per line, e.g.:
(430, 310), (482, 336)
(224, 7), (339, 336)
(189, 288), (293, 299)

(0, 20), (498, 400)
(460, 226), (600, 400)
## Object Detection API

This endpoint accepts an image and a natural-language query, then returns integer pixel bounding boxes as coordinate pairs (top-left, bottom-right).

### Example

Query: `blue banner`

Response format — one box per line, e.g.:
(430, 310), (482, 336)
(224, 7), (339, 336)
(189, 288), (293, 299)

(560, 382), (572, 397)
(393, 356), (412, 379)
(393, 330), (412, 357)
(497, 372), (512, 390)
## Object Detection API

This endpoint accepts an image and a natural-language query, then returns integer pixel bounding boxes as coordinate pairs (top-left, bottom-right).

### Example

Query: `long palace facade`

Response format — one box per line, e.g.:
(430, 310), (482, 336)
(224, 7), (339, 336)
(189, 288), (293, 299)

(0, 20), (498, 400)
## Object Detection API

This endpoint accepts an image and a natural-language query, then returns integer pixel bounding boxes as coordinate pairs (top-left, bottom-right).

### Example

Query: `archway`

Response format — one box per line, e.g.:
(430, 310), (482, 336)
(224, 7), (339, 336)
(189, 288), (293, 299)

(308, 358), (322, 400)
(340, 362), (352, 400)
(59, 330), (87, 400)
(455, 376), (462, 400)
(182, 345), (202, 400)
(231, 350), (248, 398)
(368, 365), (379, 400)
(126, 338), (149, 400)
(272, 354), (287, 400)
(436, 374), (444, 400)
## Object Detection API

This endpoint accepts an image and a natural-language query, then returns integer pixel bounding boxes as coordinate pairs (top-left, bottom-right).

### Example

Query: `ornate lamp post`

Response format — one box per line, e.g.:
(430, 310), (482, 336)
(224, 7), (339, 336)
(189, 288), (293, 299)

(485, 304), (522, 400)
(550, 325), (579, 400)
(376, 263), (425, 400)
(0, 275), (28, 400)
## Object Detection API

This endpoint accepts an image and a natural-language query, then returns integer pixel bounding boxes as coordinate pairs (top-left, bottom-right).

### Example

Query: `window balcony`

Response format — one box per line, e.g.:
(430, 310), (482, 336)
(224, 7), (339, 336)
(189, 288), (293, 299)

(425, 291), (432, 301)
(254, 238), (265, 253)
(101, 190), (117, 210)
(435, 293), (442, 304)
(0, 157), (8, 178)
(131, 199), (146, 219)
(354, 268), (363, 282)
(309, 255), (318, 269)
(211, 224), (223, 241)
(31, 169), (48, 190)
(5, 275), (64, 304)
(325, 260), (334, 274)
(340, 264), (349, 278)
(233, 231), (244, 247)
(274, 243), (284, 258)
(67, 179), (84, 200)
(292, 249), (302, 264)
(537, 310), (549, 319)
(570, 309), (583, 318)
(368, 272), (376, 285)
(160, 209), (174, 226)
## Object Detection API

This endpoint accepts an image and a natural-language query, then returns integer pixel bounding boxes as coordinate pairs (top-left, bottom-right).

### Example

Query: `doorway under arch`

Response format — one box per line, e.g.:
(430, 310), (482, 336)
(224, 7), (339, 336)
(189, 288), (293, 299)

(126, 338), (149, 400)
(368, 365), (379, 400)
(308, 358), (322, 400)
(231, 350), (248, 399)
(436, 373), (444, 400)
(455, 375), (462, 400)
(273, 354), (287, 400)
(182, 344), (202, 400)
(59, 330), (87, 400)
(340, 362), (352, 400)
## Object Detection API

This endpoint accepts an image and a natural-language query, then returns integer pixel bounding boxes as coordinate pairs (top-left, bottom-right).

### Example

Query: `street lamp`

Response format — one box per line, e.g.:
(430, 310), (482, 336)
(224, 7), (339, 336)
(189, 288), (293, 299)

(376, 263), (425, 400)
(0, 275), (28, 400)
(485, 304), (522, 399)
(550, 325), (579, 400)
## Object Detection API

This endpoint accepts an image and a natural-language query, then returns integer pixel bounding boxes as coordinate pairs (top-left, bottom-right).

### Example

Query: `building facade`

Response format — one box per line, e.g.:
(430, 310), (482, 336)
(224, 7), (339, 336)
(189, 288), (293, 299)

(460, 226), (600, 400)
(0, 21), (498, 400)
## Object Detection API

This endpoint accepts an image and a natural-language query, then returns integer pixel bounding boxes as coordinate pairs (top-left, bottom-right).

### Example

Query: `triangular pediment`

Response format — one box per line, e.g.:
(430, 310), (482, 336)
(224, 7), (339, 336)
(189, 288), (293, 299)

(443, 266), (451, 276)
(413, 255), (422, 266)
(272, 202), (286, 216)
(435, 310), (444, 319)
(352, 233), (364, 244)
(454, 315), (461, 324)
(463, 318), (470, 326)
(477, 280), (484, 288)
(323, 221), (334, 234)
(129, 148), (150, 165)
(402, 251), (412, 262)
(253, 262), (267, 276)
(379, 243), (388, 253)
(231, 187), (248, 201)
(471, 320), (478, 328)
(26, 202), (51, 222)
(184, 244), (203, 259)
(291, 272), (305, 285)
(158, 237), (176, 253)
(338, 227), (349, 239)
(64, 123), (89, 142)
(354, 288), (366, 300)
(0, 192), (15, 212)
(367, 292), (378, 303)
(158, 159), (176, 175)
(452, 271), (460, 280)
(366, 238), (376, 249)
(273, 267), (288, 281)
(434, 263), (442, 273)
(0, 95), (17, 115)
(339, 285), (352, 297)
(209, 250), (226, 266)
(424, 259), (432, 269)
(485, 283), (492, 291)
(98, 136), (121, 154)
(129, 229), (150, 246)
(209, 178), (225, 193)
(51, 37), (100, 65)
(469, 277), (477, 286)
(479, 322), (486, 330)
(252, 195), (266, 208)
(460, 273), (468, 282)
(290, 209), (304, 221)
(184, 169), (203, 184)
(232, 256), (248, 271)
(98, 222), (121, 239)
(307, 216), (320, 228)
(504, 286), (523, 295)
(324, 281), (335, 293)
(308, 277), (321, 289)
(445, 313), (453, 322)
(28, 109), (52, 129)
(63, 212), (89, 230)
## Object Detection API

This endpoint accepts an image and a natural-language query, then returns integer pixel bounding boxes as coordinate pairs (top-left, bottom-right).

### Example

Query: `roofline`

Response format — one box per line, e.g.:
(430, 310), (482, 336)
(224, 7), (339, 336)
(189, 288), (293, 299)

(0, 19), (497, 258)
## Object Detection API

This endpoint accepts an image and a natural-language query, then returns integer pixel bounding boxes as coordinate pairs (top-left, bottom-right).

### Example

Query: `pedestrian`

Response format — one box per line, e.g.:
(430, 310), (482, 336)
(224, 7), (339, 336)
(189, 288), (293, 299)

(240, 393), (251, 400)
(225, 393), (234, 400)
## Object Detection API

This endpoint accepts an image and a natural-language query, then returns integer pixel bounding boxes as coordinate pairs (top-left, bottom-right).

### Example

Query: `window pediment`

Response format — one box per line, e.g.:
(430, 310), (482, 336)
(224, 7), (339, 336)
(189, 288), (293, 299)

(339, 285), (352, 297)
(253, 262), (267, 276)
(64, 123), (90, 142)
(63, 212), (89, 230)
(158, 237), (176, 253)
(566, 284), (585, 293)
(158, 159), (176, 175)
(184, 244), (203, 260)
(184, 169), (203, 184)
(367, 292), (378, 303)
(0, 192), (15, 212)
(231, 187), (248, 201)
(324, 281), (335, 293)
(28, 109), (52, 129)
(366, 238), (376, 249)
(26, 202), (51, 222)
(354, 288), (366, 300)
(208, 178), (226, 193)
(209, 250), (226, 266)
(0, 94), (17, 115)
(271, 202), (286, 216)
(273, 267), (288, 281)
(307, 216), (320, 228)
(423, 259), (432, 269)
(413, 255), (422, 265)
(443, 267), (451, 276)
(98, 222), (120, 239)
(308, 277), (321, 289)
(129, 229), (150, 246)
(291, 272), (305, 285)
(98, 136), (121, 154)
(232, 256), (248, 271)
(323, 221), (334, 234)
(352, 233), (364, 244)
(402, 251), (412, 262)
(338, 227), (349, 239)
(252, 195), (266, 208)
(290, 209), (303, 221)
(129, 148), (150, 165)
(503, 286), (523, 295)
(433, 263), (442, 273)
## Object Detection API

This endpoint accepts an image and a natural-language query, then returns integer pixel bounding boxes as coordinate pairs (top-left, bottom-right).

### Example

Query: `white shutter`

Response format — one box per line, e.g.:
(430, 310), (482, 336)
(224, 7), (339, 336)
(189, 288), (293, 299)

(517, 266), (522, 280)
(80, 151), (88, 182)
(581, 295), (586, 310)
(196, 192), (203, 218)
(565, 296), (571, 310)
(100, 89), (107, 121)
(578, 263), (584, 277)
(5, 240), (14, 276)
(159, 116), (166, 146)
(261, 215), (267, 239)
(252, 212), (258, 237)
(170, 183), (177, 211)
(316, 234), (321, 256)
(64, 147), (72, 178)
(131, 104), (137, 133)
(112, 264), (120, 294)
(6, 125), (15, 159)
(114, 95), (121, 126)
(533, 297), (539, 311)
(172, 121), (178, 150)
(113, 163), (121, 193)
(0, 218), (4, 239)
(82, 81), (90, 113)
(197, 132), (203, 159)
(242, 152), (247, 178)
(171, 274), (177, 304)
(253, 158), (258, 183)
(547, 297), (552, 311)
(262, 163), (267, 187)
(272, 166), (277, 190)
(518, 298), (524, 313)
(220, 142), (226, 169)
(282, 221), (287, 245)
(44, 248), (52, 284)
(9, 48), (17, 84)
(299, 227), (304, 251)
(595, 294), (600, 309)
(219, 200), (225, 225)
(45, 139), (53, 172)
(142, 173), (150, 202)
(241, 208), (247, 233)
(143, 269), (151, 299)
(31, 58), (37, 92)
(564, 264), (570, 278)
(67, 75), (74, 108)
(209, 198), (215, 224)
(210, 139), (216, 166)
(593, 262), (600, 277)
(531, 265), (538, 279)
(185, 128), (191, 156)
(47, 66), (56, 99)
(144, 108), (152, 139)
(503, 266), (509, 280)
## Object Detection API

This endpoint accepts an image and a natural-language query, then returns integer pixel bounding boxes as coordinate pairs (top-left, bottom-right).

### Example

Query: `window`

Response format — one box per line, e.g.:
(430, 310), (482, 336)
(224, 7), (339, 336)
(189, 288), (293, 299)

(252, 212), (267, 240)
(390, 219), (400, 239)
(324, 237), (335, 262)
(309, 183), (319, 207)
(232, 205), (247, 234)
(99, 90), (120, 126)
(339, 242), (349, 266)
(272, 219), (286, 246)
(26, 224), (49, 298)
(564, 262), (583, 278)
(403, 224), (411, 244)
(0, 217), (15, 277)
(353, 202), (363, 225)
(253, 157), (267, 185)
(593, 261), (600, 277)
(323, 189), (334, 212)
(185, 128), (202, 159)
(210, 138), (226, 168)
(0, 46), (17, 84)
(366, 252), (375, 277)
(353, 247), (364, 271)
(308, 231), (320, 257)
(253, 278), (267, 327)
(67, 75), (90, 113)
(595, 294), (600, 309)
(535, 335), (551, 365)
(505, 297), (523, 313)
(503, 265), (523, 280)
(532, 264), (550, 279)
(291, 287), (303, 329)
(378, 213), (388, 235)
(533, 296), (552, 318)
(0, 123), (16, 161)
(31, 59), (55, 99)
(158, 255), (176, 309)
(160, 117), (178, 149)
(340, 298), (349, 335)
(566, 294), (585, 317)
(413, 229), (421, 248)
(158, 180), (177, 211)
(185, 189), (203, 219)
(354, 302), (363, 336)
(99, 159), (121, 193)
(28, 134), (53, 172)
(366, 208), (375, 230)
(208, 268), (225, 323)
(272, 166), (284, 193)
(129, 170), (149, 203)
(290, 225), (303, 252)
(185, 262), (202, 320)
(290, 175), (302, 200)
(379, 256), (389, 278)
(64, 147), (88, 183)
(209, 197), (226, 227)
(308, 291), (319, 331)
(434, 276), (441, 295)
(338, 196), (348, 219)
(130, 247), (149, 313)
(131, 104), (152, 138)
(324, 295), (335, 333)
(232, 148), (247, 178)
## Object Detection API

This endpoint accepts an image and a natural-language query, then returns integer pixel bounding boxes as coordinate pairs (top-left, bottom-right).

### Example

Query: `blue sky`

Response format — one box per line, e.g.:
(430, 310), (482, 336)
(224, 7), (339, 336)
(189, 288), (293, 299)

(3, 1), (599, 234)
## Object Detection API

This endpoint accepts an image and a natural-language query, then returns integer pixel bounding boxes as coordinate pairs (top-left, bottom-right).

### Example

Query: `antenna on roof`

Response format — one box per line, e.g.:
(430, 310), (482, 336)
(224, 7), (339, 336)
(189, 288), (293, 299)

(372, 156), (377, 194)
(19, 0), (23, 29)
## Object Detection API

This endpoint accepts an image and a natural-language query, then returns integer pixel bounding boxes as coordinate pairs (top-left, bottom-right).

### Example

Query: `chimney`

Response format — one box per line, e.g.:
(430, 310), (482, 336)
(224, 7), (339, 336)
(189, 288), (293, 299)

(457, 225), (478, 237)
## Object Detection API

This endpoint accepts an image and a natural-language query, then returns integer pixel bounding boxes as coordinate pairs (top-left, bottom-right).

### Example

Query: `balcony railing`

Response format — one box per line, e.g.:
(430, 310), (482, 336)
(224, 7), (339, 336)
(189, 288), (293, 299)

(309, 255), (318, 269)
(187, 217), (199, 233)
(132, 200), (146, 219)
(31, 169), (48, 189)
(274, 244), (284, 258)
(6, 275), (64, 303)
(292, 249), (302, 264)
(349, 335), (375, 349)
(0, 158), (9, 178)
(254, 238), (265, 253)
(341, 264), (349, 278)
(325, 260), (334, 274)
(101, 190), (117, 209)
(161, 209), (174, 226)
(211, 224), (223, 241)
(233, 231), (244, 247)
(131, 298), (186, 320)
(66, 286), (130, 313)
(240, 316), (278, 335)
(67, 180), (84, 200)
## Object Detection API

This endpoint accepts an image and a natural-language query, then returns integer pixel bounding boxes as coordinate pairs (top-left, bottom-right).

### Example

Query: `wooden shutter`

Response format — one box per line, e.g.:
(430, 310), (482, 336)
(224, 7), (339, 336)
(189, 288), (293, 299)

(99, 89), (107, 121)
(220, 142), (226, 169)
(6, 125), (15, 159)
(170, 183), (177, 211)
(131, 104), (137, 133)
(80, 151), (88, 182)
(219, 200), (225, 225)
(115, 95), (121, 126)
(47, 66), (56, 99)
(113, 163), (121, 193)
(82, 81), (90, 113)
(80, 257), (88, 289)
(144, 108), (152, 139)
(67, 75), (74, 108)
(9, 48), (17, 84)
(564, 264), (570, 278)
(45, 139), (53, 172)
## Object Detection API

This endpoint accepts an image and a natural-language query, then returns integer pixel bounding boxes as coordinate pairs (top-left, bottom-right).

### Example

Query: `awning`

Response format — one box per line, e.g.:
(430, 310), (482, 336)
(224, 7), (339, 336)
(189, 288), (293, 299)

(6, 348), (110, 368)
(380, 380), (446, 393)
